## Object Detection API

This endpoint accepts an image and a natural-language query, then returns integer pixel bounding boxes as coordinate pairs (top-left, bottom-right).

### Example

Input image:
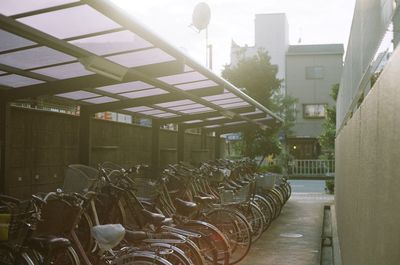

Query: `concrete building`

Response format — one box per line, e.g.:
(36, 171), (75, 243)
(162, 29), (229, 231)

(230, 13), (344, 159)
(230, 13), (289, 93)
(286, 44), (344, 158)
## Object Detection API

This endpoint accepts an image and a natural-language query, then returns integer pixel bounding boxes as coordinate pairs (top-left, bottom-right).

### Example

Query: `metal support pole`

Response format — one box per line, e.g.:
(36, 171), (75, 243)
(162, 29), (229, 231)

(177, 124), (185, 162)
(208, 44), (213, 70)
(0, 100), (10, 194)
(200, 128), (207, 149)
(214, 131), (221, 159)
(78, 106), (91, 165)
(151, 119), (160, 174)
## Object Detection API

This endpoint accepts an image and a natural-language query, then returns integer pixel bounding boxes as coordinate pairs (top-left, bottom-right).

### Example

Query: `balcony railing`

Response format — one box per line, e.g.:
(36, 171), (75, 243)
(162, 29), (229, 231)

(289, 160), (335, 176)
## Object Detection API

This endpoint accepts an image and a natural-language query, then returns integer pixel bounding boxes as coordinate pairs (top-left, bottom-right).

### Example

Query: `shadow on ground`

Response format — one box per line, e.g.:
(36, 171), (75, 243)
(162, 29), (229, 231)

(239, 193), (333, 265)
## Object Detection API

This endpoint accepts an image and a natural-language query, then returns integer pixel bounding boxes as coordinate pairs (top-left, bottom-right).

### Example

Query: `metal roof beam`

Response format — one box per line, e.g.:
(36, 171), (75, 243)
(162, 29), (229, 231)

(184, 112), (267, 129)
(160, 106), (255, 124)
(2, 60), (184, 101)
(206, 123), (259, 134)
(85, 86), (220, 113)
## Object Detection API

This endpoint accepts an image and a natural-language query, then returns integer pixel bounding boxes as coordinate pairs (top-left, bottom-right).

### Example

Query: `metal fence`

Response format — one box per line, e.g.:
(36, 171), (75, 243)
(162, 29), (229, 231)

(289, 160), (335, 176)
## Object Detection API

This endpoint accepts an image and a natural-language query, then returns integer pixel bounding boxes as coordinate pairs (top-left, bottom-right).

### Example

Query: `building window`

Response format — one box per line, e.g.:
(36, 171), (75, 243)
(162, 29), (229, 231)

(303, 104), (327, 118)
(305, 66), (324, 79)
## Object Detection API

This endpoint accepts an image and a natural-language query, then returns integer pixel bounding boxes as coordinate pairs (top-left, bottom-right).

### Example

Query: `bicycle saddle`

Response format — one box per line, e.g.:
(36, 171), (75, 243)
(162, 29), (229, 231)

(193, 195), (215, 204)
(175, 198), (197, 216)
(91, 224), (125, 251)
(237, 180), (250, 185)
(29, 236), (70, 252)
(228, 180), (243, 188)
(222, 183), (237, 191)
(175, 198), (197, 217)
(141, 208), (166, 226)
(125, 230), (148, 242)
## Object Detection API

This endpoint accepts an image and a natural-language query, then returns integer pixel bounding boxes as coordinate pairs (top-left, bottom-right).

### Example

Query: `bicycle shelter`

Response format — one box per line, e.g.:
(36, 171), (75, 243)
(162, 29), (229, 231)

(0, 0), (282, 193)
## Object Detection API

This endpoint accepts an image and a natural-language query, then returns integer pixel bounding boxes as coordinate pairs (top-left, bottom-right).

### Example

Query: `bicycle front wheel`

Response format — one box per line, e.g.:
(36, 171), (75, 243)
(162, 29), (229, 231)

(204, 207), (252, 264)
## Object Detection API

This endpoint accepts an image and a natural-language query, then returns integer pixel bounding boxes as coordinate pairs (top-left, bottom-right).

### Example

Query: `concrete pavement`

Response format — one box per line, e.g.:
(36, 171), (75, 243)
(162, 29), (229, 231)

(239, 193), (334, 265)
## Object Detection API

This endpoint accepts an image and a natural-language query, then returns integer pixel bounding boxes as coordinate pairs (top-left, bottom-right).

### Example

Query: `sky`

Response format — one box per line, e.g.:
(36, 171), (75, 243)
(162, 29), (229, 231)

(110, 0), (356, 75)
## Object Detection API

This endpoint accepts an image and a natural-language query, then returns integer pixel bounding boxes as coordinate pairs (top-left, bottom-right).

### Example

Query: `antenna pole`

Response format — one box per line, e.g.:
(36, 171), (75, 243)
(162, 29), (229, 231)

(205, 26), (209, 68)
(208, 44), (213, 70)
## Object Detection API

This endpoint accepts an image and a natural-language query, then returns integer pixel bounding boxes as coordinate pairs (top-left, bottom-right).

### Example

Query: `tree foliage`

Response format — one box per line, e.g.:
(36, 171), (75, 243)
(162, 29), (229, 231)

(222, 48), (281, 107)
(318, 83), (339, 159)
(221, 48), (296, 159)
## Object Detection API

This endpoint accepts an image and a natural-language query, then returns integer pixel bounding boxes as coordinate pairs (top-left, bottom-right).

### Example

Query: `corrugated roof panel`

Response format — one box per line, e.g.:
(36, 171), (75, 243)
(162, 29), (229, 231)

(157, 71), (207, 85)
(32, 62), (94, 79)
(56, 90), (100, 100)
(180, 107), (213, 114)
(175, 80), (218, 90)
(0, 30), (36, 52)
(0, 0), (79, 16)
(154, 112), (178, 118)
(107, 48), (175, 68)
(119, 88), (168, 98)
(82, 96), (118, 104)
(0, 46), (75, 70)
(124, 106), (152, 112)
(202, 92), (235, 101)
(222, 102), (251, 109)
(70, 30), (153, 56)
(0, 74), (44, 87)
(97, 81), (153, 94)
(156, 99), (195, 108)
(211, 97), (243, 105)
(17, 5), (121, 39)
(168, 103), (204, 111)
(140, 109), (165, 115)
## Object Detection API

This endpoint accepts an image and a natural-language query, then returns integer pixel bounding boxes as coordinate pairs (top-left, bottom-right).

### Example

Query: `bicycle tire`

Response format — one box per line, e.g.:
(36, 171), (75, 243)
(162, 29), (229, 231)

(263, 190), (282, 219)
(157, 231), (206, 265)
(204, 207), (252, 264)
(276, 185), (289, 204)
(150, 242), (194, 265)
(252, 195), (272, 231)
(178, 220), (230, 265)
(243, 202), (264, 243)
(271, 188), (285, 206)
(115, 252), (173, 265)
(0, 245), (34, 265)
(46, 246), (81, 265)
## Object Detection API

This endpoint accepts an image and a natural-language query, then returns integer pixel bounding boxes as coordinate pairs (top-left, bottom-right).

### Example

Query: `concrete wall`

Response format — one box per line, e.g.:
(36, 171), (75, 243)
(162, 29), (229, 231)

(286, 53), (343, 138)
(5, 108), (222, 199)
(335, 46), (400, 265)
(336, 0), (395, 127)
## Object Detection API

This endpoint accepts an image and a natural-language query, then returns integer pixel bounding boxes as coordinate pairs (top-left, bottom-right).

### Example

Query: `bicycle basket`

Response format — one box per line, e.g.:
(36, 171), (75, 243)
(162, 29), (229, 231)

(0, 213), (11, 241)
(63, 164), (99, 193)
(132, 177), (160, 201)
(208, 169), (225, 183)
(0, 200), (32, 243)
(256, 173), (276, 190)
(219, 190), (234, 204)
(35, 198), (81, 236)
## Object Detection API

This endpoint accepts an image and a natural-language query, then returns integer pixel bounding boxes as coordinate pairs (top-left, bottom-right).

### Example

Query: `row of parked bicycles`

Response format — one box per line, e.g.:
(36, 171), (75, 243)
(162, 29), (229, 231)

(0, 159), (291, 265)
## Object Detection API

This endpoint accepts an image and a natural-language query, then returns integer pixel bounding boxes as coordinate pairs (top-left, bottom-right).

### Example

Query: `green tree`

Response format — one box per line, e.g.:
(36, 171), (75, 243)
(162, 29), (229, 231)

(318, 84), (339, 160)
(221, 48), (296, 162)
(222, 48), (281, 107)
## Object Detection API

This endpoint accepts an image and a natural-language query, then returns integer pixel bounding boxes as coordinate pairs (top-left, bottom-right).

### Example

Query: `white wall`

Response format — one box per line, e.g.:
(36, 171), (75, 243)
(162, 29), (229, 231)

(255, 13), (289, 90)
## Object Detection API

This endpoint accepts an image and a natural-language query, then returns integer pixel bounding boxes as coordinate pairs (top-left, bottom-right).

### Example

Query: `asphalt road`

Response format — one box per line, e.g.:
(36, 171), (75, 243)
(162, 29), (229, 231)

(289, 180), (327, 193)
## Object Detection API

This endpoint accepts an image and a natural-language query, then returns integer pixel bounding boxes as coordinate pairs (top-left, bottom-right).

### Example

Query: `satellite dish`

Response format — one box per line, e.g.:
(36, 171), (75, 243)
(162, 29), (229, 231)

(192, 2), (211, 31)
